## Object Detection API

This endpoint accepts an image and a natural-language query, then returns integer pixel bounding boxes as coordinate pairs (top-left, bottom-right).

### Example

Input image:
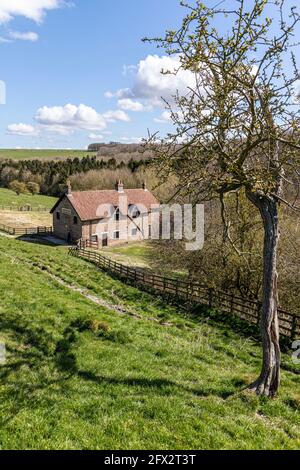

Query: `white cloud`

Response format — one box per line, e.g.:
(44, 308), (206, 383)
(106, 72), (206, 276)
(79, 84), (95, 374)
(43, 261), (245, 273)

(35, 103), (108, 131)
(102, 109), (130, 122)
(293, 79), (300, 103)
(106, 55), (196, 108)
(105, 88), (132, 99)
(154, 110), (172, 124)
(88, 133), (104, 140)
(0, 36), (11, 43)
(9, 31), (39, 41)
(0, 0), (66, 24)
(120, 136), (144, 144)
(7, 103), (130, 139)
(118, 98), (149, 112)
(122, 64), (137, 76)
(7, 123), (38, 136)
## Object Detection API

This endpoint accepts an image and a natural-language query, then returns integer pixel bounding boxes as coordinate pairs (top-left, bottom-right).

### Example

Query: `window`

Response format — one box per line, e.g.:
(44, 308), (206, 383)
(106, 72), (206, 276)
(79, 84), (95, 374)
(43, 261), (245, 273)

(132, 209), (140, 219)
(132, 228), (138, 236)
(56, 212), (60, 220)
(129, 205), (140, 219)
(148, 225), (151, 238)
(73, 216), (78, 225)
(113, 231), (120, 240)
(114, 208), (120, 221)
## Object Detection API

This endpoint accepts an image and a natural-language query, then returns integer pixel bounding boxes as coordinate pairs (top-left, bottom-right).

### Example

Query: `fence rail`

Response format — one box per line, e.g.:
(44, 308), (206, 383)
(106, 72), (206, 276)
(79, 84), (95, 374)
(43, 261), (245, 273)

(0, 224), (53, 236)
(78, 239), (100, 250)
(0, 205), (50, 212)
(69, 247), (300, 340)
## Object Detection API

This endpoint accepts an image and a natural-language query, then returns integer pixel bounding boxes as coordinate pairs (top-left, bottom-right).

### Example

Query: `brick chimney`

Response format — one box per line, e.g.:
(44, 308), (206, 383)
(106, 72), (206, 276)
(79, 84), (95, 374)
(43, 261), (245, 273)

(142, 181), (148, 191)
(116, 180), (124, 193)
(66, 179), (72, 195)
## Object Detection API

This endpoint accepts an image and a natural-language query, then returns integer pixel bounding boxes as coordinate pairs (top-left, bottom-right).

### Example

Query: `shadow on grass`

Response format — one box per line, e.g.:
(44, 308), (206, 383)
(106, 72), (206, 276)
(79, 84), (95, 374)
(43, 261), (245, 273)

(17, 235), (68, 248)
(1, 313), (247, 431)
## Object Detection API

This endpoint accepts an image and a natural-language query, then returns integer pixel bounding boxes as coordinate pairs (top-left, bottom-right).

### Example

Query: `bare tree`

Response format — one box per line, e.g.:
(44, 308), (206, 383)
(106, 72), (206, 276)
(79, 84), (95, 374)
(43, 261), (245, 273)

(146, 0), (300, 396)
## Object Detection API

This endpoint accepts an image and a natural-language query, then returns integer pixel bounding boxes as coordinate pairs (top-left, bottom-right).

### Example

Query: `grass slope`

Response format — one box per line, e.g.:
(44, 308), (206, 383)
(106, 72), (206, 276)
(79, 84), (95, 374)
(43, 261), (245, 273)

(0, 149), (96, 161)
(0, 188), (57, 209)
(105, 242), (187, 277)
(0, 237), (299, 450)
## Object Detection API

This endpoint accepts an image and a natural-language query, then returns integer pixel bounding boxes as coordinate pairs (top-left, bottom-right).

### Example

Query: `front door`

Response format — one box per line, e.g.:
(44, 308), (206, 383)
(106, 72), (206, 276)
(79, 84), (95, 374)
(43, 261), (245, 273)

(102, 233), (108, 247)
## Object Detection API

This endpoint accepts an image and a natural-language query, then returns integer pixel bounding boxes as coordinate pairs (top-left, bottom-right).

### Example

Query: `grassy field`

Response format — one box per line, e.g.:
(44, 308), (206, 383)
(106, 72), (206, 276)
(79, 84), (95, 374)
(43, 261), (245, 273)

(0, 188), (57, 209)
(105, 242), (187, 277)
(0, 149), (96, 161)
(0, 237), (299, 450)
(105, 243), (156, 268)
(0, 211), (52, 228)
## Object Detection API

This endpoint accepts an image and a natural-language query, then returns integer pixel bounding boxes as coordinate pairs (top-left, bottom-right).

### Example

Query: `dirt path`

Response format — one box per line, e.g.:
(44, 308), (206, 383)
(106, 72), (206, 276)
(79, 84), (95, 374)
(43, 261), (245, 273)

(44, 269), (173, 326)
(0, 248), (173, 327)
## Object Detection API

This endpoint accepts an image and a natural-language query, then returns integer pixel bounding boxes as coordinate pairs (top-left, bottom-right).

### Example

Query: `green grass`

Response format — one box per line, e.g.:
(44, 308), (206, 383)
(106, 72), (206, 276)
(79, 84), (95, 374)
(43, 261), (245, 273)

(0, 149), (96, 161)
(105, 242), (187, 277)
(0, 237), (299, 450)
(0, 188), (57, 209)
(105, 242), (154, 268)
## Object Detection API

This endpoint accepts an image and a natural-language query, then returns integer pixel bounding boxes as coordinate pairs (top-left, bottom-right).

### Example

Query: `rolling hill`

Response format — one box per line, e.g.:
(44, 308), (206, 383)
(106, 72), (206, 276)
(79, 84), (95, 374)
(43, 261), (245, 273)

(0, 149), (96, 161)
(0, 237), (299, 450)
(0, 188), (57, 209)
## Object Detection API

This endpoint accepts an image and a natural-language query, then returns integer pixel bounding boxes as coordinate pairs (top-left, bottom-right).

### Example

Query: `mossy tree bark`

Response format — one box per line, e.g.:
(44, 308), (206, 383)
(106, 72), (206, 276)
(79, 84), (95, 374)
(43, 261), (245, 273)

(247, 192), (281, 397)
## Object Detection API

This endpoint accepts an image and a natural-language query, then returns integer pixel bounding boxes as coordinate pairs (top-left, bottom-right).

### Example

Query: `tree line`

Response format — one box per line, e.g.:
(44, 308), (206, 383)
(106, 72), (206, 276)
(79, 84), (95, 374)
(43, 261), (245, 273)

(0, 155), (152, 197)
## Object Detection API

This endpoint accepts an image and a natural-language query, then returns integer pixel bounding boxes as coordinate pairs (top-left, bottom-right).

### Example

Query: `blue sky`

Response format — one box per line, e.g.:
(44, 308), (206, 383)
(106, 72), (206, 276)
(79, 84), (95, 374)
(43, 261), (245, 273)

(0, 0), (299, 150)
(0, 0), (186, 149)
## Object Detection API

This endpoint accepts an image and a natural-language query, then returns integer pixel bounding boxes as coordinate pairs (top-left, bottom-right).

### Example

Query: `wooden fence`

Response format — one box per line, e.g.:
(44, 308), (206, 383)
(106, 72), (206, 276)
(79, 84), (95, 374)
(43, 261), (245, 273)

(0, 224), (53, 236)
(78, 238), (100, 250)
(0, 205), (49, 212)
(69, 247), (300, 340)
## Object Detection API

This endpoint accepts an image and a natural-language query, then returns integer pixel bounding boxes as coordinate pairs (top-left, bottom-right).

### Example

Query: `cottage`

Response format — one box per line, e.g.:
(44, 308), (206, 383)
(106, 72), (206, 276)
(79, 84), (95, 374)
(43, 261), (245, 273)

(50, 181), (160, 246)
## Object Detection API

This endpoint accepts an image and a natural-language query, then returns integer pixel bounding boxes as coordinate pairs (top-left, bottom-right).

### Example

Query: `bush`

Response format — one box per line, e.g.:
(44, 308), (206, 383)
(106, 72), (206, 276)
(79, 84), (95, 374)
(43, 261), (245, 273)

(27, 182), (40, 195)
(8, 180), (28, 195)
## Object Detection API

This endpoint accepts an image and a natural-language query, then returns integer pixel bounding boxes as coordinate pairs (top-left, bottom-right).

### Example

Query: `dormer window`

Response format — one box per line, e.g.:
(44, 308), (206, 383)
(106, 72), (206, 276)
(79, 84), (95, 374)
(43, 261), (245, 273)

(129, 205), (140, 219)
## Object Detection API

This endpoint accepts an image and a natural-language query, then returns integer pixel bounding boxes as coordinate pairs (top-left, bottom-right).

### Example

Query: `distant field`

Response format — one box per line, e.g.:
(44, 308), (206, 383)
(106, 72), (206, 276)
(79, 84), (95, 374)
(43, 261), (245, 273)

(0, 211), (52, 228)
(0, 149), (96, 161)
(0, 188), (57, 209)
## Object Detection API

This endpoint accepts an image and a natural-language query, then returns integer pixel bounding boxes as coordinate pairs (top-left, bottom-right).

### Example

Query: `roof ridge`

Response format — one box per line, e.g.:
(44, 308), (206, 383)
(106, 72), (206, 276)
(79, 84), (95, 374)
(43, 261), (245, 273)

(69, 188), (147, 194)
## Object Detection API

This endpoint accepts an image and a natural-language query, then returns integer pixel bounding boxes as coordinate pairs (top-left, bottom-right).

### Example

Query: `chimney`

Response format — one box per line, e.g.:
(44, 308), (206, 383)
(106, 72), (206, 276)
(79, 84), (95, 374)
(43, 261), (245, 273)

(142, 181), (148, 191)
(66, 179), (72, 195)
(116, 180), (124, 193)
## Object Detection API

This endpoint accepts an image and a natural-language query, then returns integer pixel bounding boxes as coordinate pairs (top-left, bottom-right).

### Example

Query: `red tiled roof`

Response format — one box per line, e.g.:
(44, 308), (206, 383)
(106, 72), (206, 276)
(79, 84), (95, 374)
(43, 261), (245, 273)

(61, 189), (159, 221)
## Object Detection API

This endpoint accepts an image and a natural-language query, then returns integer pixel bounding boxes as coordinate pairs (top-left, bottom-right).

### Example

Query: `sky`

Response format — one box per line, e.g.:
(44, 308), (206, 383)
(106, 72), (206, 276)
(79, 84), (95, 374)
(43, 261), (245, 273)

(0, 0), (299, 150)
(0, 0), (186, 149)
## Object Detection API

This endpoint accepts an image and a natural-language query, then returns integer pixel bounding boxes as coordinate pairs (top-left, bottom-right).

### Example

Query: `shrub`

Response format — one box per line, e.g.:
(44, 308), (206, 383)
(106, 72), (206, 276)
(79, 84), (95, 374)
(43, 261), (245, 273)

(8, 180), (28, 195)
(27, 182), (40, 195)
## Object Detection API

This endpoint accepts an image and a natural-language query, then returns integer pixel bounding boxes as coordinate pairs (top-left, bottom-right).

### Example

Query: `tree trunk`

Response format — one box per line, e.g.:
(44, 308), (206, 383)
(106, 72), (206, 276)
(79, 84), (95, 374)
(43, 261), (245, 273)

(246, 192), (281, 397)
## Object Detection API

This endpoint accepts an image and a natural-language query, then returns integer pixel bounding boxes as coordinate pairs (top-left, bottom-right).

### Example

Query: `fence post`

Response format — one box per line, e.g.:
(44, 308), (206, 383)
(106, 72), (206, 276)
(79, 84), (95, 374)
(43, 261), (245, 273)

(230, 294), (234, 314)
(257, 302), (261, 327)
